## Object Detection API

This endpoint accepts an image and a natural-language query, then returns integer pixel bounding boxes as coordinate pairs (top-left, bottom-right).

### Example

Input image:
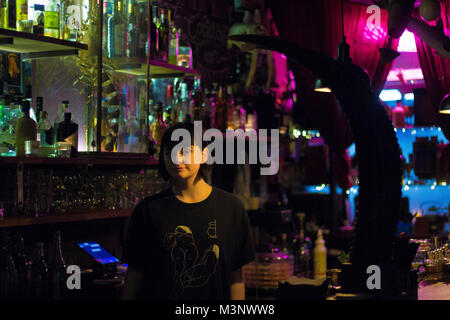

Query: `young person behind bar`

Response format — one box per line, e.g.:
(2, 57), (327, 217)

(122, 122), (255, 300)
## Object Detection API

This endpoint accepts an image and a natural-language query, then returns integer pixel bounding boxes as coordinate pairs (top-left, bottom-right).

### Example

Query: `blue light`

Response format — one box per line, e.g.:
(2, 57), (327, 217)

(379, 89), (402, 102)
(404, 93), (414, 101)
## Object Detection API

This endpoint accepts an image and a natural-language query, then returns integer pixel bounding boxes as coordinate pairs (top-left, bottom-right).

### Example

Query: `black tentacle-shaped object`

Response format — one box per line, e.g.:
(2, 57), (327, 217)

(229, 35), (402, 287)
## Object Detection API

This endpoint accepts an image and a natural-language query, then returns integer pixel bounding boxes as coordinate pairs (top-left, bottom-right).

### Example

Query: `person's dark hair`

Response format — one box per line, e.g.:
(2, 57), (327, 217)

(158, 122), (212, 181)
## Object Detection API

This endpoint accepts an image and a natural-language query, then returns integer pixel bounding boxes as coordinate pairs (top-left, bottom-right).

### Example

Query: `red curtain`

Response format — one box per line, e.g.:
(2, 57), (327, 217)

(413, 1), (450, 110)
(323, 0), (398, 93)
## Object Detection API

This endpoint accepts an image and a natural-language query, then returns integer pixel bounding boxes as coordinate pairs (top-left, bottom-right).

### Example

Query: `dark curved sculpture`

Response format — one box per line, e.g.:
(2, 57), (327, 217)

(229, 34), (403, 290)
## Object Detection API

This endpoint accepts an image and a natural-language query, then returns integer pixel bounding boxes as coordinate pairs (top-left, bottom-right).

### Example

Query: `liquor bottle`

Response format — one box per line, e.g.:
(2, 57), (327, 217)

(0, 231), (19, 299)
(192, 89), (203, 122)
(49, 231), (66, 299)
(226, 85), (238, 129)
(56, 112), (78, 155)
(29, 242), (49, 299)
(108, 0), (125, 59)
(16, 0), (27, 31)
(214, 87), (227, 131)
(12, 233), (30, 298)
(0, 0), (8, 29)
(44, 0), (59, 38)
(152, 6), (160, 60)
(126, 0), (138, 58)
(15, 100), (37, 157)
(280, 233), (290, 254)
(32, 4), (44, 35)
(8, 0), (16, 29)
(157, 7), (168, 62)
(167, 9), (178, 65)
(177, 31), (191, 68)
(137, 2), (148, 58)
(294, 212), (310, 278)
(37, 111), (51, 146)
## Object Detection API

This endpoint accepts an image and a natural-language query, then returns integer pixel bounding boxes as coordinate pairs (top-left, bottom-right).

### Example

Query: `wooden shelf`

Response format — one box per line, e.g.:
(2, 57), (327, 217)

(0, 28), (87, 58)
(0, 155), (159, 166)
(106, 57), (198, 78)
(0, 209), (132, 228)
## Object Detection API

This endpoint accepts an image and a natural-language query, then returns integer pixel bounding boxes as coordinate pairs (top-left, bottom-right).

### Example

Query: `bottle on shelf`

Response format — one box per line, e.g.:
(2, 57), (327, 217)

(294, 212), (311, 278)
(16, 0), (28, 32)
(29, 242), (49, 299)
(138, 2), (148, 58)
(126, 0), (138, 58)
(37, 110), (51, 146)
(55, 112), (78, 156)
(15, 99), (37, 157)
(60, 0), (77, 41)
(107, 0), (126, 59)
(150, 102), (167, 154)
(214, 87), (227, 131)
(0, 0), (8, 29)
(177, 31), (191, 68)
(7, 0), (16, 30)
(32, 4), (45, 35)
(151, 5), (160, 60)
(0, 231), (19, 299)
(168, 8), (178, 65)
(157, 7), (169, 62)
(313, 229), (327, 279)
(49, 231), (66, 299)
(12, 233), (30, 298)
(44, 0), (59, 38)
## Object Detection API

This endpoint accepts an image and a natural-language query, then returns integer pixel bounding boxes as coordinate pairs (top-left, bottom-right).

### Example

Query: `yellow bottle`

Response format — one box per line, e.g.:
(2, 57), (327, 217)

(15, 100), (37, 157)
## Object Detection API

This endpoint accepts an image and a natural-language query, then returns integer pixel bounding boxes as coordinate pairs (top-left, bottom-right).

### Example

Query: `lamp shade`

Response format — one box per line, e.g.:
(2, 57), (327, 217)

(314, 79), (332, 93)
(439, 94), (450, 114)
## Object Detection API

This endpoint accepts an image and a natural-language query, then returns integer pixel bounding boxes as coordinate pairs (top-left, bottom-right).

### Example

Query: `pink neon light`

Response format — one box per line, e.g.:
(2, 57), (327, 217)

(363, 24), (387, 41)
(397, 30), (417, 52)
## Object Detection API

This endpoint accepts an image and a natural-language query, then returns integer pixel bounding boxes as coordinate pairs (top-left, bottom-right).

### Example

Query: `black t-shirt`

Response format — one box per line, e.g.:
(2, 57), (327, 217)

(122, 186), (255, 300)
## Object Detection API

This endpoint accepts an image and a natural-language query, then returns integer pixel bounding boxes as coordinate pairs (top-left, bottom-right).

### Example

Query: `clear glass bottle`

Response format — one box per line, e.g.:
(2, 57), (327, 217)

(126, 0), (137, 58)
(15, 100), (37, 157)
(29, 242), (49, 299)
(107, 0), (126, 59)
(167, 8), (178, 65)
(49, 231), (66, 299)
(157, 7), (168, 62)
(37, 110), (51, 146)
(0, 0), (8, 29)
(44, 0), (59, 38)
(16, 0), (28, 32)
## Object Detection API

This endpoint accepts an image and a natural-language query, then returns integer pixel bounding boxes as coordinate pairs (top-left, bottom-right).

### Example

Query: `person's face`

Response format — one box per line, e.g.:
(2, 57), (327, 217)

(163, 145), (207, 181)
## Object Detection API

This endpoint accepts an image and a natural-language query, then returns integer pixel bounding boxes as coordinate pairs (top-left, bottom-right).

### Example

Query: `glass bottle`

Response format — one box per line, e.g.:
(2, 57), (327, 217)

(167, 9), (178, 65)
(16, 0), (28, 31)
(7, 0), (16, 30)
(137, 2), (148, 58)
(157, 7), (168, 62)
(126, 0), (137, 58)
(56, 112), (78, 155)
(0, 0), (8, 29)
(150, 102), (166, 154)
(29, 242), (49, 299)
(53, 100), (69, 142)
(37, 110), (51, 146)
(15, 100), (37, 157)
(294, 213), (311, 278)
(49, 231), (66, 299)
(44, 0), (59, 38)
(0, 231), (19, 299)
(107, 0), (125, 59)
(214, 87), (227, 131)
(13, 233), (30, 298)
(32, 4), (45, 35)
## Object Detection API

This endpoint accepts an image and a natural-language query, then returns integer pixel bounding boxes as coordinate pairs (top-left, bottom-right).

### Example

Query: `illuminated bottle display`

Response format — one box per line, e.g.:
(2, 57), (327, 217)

(15, 100), (37, 157)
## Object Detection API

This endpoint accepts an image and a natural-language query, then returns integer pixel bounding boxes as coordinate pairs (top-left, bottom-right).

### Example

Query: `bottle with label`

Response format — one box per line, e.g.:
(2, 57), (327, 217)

(313, 229), (327, 279)
(32, 4), (44, 35)
(0, 0), (8, 29)
(16, 0), (27, 31)
(107, 0), (125, 58)
(15, 100), (37, 157)
(44, 0), (59, 38)
(56, 112), (78, 155)
(0, 231), (19, 299)
(167, 9), (178, 65)
(49, 231), (66, 299)
(29, 242), (49, 299)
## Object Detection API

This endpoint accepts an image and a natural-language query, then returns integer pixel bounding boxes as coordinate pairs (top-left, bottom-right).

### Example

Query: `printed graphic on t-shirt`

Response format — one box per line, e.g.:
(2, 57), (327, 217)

(163, 224), (219, 298)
